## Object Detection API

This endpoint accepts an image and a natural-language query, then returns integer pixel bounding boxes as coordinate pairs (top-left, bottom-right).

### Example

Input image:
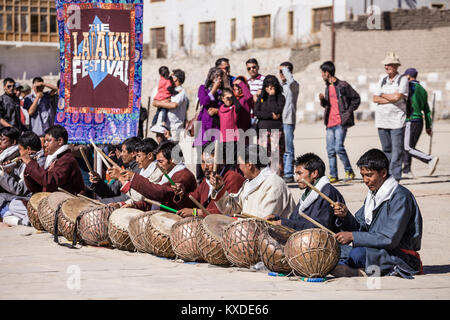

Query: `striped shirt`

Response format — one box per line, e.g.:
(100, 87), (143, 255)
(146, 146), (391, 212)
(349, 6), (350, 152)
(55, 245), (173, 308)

(248, 74), (265, 96)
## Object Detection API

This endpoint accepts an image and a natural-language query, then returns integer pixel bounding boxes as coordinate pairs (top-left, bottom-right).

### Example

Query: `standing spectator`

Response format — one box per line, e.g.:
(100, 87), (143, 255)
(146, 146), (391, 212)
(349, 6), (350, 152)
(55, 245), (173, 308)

(152, 69), (188, 143)
(254, 75), (285, 175)
(0, 78), (23, 130)
(373, 52), (409, 181)
(319, 61), (360, 183)
(246, 58), (265, 102)
(402, 68), (439, 178)
(215, 57), (235, 87)
(151, 66), (177, 127)
(23, 77), (58, 136)
(279, 61), (300, 183)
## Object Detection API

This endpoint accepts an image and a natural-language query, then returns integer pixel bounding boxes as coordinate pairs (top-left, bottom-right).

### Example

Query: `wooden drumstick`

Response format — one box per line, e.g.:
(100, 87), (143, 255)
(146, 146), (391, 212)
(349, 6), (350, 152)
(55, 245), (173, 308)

(143, 198), (178, 214)
(76, 194), (104, 206)
(239, 212), (279, 227)
(57, 187), (77, 198)
(212, 139), (219, 175)
(89, 139), (111, 169)
(80, 147), (94, 173)
(188, 195), (211, 216)
(96, 146), (121, 169)
(301, 178), (337, 206)
(298, 211), (336, 236)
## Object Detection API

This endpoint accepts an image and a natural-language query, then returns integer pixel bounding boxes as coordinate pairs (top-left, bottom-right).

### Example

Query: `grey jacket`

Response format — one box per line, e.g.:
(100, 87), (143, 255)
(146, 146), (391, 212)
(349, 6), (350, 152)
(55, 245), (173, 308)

(281, 67), (300, 126)
(337, 184), (423, 278)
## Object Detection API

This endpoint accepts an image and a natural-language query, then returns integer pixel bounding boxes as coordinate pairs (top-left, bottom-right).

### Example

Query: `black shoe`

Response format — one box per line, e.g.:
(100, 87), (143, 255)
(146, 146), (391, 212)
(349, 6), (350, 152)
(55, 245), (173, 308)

(283, 176), (295, 183)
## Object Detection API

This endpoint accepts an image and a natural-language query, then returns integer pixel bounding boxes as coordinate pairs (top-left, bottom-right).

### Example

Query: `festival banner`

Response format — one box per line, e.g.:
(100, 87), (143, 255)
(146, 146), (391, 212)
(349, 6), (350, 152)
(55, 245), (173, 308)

(55, 0), (143, 144)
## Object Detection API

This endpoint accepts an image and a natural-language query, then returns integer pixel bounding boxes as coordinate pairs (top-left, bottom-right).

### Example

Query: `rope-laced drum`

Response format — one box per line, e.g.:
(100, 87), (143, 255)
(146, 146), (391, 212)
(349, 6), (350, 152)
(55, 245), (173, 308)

(26, 192), (50, 231)
(58, 198), (99, 241)
(170, 216), (204, 262)
(144, 211), (181, 258)
(108, 208), (143, 251)
(37, 192), (73, 234)
(284, 228), (340, 278)
(258, 225), (296, 274)
(196, 214), (235, 265)
(221, 218), (268, 268)
(78, 205), (115, 247)
(128, 211), (156, 253)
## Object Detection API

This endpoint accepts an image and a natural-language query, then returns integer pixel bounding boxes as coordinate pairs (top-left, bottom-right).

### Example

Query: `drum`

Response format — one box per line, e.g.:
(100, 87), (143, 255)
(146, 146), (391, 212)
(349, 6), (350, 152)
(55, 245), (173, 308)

(26, 192), (51, 231)
(108, 208), (143, 251)
(78, 205), (115, 247)
(170, 216), (204, 262)
(128, 211), (156, 253)
(196, 215), (235, 265)
(37, 192), (73, 234)
(221, 218), (268, 268)
(258, 225), (296, 274)
(58, 198), (99, 241)
(284, 228), (340, 278)
(144, 211), (182, 258)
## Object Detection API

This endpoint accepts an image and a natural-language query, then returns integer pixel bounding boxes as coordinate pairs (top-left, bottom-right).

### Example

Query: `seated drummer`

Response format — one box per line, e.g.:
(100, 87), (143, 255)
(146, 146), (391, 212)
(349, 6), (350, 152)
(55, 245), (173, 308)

(172, 141), (245, 217)
(119, 140), (197, 211)
(210, 144), (296, 219)
(22, 125), (84, 194)
(0, 127), (20, 163)
(332, 149), (423, 278)
(264, 153), (346, 232)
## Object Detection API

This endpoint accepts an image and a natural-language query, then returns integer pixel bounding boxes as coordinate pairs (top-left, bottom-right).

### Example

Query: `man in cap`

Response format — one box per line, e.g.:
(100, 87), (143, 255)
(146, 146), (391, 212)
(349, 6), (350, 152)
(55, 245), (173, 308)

(151, 123), (171, 144)
(401, 68), (439, 178)
(373, 52), (409, 181)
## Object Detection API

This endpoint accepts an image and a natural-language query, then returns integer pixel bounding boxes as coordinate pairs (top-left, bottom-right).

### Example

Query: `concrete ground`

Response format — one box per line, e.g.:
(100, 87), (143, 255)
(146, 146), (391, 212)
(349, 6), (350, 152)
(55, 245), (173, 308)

(1, 120), (449, 299)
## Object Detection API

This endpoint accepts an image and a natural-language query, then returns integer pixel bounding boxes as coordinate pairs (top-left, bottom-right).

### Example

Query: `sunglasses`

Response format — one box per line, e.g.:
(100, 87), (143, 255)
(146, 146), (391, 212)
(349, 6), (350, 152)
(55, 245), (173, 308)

(6, 85), (14, 89)
(247, 66), (257, 71)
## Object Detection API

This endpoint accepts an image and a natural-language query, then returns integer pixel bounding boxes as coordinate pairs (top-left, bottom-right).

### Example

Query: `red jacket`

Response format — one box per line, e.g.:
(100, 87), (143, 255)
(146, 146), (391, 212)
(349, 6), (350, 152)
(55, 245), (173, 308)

(24, 149), (85, 194)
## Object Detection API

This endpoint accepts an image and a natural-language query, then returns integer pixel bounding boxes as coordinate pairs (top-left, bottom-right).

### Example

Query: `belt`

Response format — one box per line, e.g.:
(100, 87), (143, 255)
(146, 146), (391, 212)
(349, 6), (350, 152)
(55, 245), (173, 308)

(400, 248), (423, 275)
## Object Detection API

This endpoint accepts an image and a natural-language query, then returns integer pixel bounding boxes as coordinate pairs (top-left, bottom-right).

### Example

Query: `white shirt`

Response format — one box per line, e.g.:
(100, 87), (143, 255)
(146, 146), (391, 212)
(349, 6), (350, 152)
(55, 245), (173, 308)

(157, 85), (188, 142)
(374, 73), (409, 129)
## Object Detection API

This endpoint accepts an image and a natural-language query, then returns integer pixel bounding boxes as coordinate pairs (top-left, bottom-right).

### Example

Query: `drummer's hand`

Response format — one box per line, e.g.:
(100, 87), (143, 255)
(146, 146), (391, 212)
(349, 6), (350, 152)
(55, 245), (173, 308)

(110, 202), (122, 209)
(107, 166), (122, 180)
(171, 183), (185, 197)
(335, 232), (353, 245)
(264, 214), (281, 225)
(210, 174), (224, 191)
(118, 170), (134, 183)
(121, 203), (134, 209)
(89, 172), (101, 184)
(332, 202), (348, 219)
(176, 208), (194, 218)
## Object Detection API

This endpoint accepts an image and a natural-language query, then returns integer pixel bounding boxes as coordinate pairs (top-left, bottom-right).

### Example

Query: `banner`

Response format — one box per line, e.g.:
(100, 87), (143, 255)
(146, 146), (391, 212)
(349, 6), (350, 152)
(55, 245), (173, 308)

(55, 0), (143, 144)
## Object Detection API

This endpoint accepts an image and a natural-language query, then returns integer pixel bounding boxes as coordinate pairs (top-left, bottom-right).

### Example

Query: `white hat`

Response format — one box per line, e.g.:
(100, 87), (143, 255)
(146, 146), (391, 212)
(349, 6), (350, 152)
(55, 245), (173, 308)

(151, 124), (169, 134)
(381, 52), (401, 66)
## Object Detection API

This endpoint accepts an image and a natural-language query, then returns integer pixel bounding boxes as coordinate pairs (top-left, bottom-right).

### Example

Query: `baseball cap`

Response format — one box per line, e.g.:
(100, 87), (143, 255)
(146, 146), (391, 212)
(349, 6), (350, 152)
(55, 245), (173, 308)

(21, 84), (31, 92)
(403, 68), (418, 78)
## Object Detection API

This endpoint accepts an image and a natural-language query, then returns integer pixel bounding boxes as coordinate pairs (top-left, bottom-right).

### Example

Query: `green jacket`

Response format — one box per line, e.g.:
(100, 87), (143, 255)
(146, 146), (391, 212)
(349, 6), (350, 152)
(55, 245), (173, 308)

(406, 81), (432, 129)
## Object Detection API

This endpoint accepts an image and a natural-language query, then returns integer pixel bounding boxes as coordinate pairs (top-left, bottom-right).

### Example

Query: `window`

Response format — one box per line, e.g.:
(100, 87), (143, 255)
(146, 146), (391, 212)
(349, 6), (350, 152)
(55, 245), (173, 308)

(199, 21), (215, 45)
(252, 15), (270, 39)
(312, 6), (333, 33)
(288, 11), (294, 35)
(151, 27), (165, 49)
(431, 4), (444, 9)
(231, 18), (236, 42)
(179, 24), (184, 48)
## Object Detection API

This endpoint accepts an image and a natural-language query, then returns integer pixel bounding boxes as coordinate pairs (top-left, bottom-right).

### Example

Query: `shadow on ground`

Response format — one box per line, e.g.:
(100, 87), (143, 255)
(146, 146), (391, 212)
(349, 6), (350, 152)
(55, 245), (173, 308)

(423, 265), (450, 275)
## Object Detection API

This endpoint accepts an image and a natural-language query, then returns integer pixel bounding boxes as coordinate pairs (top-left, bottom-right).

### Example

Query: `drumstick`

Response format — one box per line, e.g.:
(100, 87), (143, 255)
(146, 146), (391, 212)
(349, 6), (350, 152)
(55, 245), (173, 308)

(212, 139), (219, 175)
(298, 211), (336, 236)
(143, 198), (178, 214)
(156, 163), (176, 186)
(301, 179), (337, 206)
(239, 212), (279, 227)
(89, 139), (111, 169)
(80, 147), (94, 173)
(76, 194), (104, 206)
(96, 146), (121, 169)
(57, 187), (77, 198)
(188, 195), (211, 216)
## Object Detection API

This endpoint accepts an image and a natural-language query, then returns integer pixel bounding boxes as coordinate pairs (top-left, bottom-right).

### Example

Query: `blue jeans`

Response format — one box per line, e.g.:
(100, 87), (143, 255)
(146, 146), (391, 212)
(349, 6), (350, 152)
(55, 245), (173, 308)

(326, 125), (353, 178)
(283, 124), (295, 178)
(378, 127), (404, 181)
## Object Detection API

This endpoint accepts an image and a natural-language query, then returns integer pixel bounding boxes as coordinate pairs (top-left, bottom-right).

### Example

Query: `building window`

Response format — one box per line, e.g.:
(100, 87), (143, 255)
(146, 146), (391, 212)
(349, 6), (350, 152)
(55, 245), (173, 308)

(252, 15), (270, 39)
(151, 27), (165, 49)
(231, 18), (236, 42)
(312, 6), (333, 33)
(431, 4), (444, 9)
(199, 21), (215, 45)
(179, 24), (184, 48)
(288, 11), (294, 35)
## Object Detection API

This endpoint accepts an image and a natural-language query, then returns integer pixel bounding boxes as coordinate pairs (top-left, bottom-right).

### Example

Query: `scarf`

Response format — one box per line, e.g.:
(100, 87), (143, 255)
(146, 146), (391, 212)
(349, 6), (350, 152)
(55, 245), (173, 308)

(140, 161), (157, 179)
(364, 175), (398, 225)
(298, 176), (330, 212)
(159, 162), (186, 185)
(44, 145), (70, 170)
(0, 145), (19, 162)
(241, 166), (273, 200)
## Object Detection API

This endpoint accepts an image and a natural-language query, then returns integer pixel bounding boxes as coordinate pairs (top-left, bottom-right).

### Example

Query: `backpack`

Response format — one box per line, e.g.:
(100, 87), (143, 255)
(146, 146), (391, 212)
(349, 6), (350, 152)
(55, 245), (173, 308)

(381, 75), (413, 118)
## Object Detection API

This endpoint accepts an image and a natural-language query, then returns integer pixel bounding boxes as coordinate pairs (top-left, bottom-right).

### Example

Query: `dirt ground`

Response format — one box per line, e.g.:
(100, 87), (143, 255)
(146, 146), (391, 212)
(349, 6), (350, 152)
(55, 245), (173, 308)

(1, 121), (449, 300)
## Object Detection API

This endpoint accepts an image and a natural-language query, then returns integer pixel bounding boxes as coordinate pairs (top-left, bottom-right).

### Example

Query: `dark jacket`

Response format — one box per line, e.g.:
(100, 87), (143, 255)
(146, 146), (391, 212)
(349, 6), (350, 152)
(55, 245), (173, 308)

(337, 184), (423, 277)
(254, 94), (285, 130)
(320, 78), (360, 128)
(0, 94), (23, 131)
(281, 183), (345, 233)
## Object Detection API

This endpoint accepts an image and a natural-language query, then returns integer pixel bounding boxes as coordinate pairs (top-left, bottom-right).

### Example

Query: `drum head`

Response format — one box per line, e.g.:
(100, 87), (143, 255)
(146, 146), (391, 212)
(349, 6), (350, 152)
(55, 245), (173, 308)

(61, 198), (99, 222)
(47, 192), (74, 211)
(29, 192), (51, 209)
(109, 208), (144, 230)
(203, 214), (235, 241)
(149, 211), (181, 236)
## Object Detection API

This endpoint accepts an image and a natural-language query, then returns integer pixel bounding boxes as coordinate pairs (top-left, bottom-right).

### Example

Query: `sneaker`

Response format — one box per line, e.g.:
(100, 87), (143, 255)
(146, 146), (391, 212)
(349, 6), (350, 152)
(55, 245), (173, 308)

(428, 156), (439, 176)
(328, 176), (339, 184)
(344, 171), (355, 182)
(283, 176), (295, 184)
(402, 171), (415, 179)
(3, 215), (20, 226)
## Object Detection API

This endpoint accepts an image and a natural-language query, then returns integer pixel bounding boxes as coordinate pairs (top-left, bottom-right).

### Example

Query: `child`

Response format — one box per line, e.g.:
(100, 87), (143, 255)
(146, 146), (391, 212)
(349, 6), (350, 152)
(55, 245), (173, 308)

(152, 66), (177, 126)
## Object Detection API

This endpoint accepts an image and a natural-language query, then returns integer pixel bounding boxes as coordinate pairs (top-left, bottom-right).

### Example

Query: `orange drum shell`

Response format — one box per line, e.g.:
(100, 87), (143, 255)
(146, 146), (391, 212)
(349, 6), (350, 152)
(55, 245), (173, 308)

(196, 220), (230, 266)
(144, 212), (181, 258)
(37, 197), (66, 235)
(128, 211), (156, 253)
(170, 216), (205, 262)
(284, 228), (340, 278)
(79, 205), (114, 247)
(27, 192), (51, 231)
(221, 218), (267, 268)
(58, 199), (99, 242)
(258, 225), (295, 274)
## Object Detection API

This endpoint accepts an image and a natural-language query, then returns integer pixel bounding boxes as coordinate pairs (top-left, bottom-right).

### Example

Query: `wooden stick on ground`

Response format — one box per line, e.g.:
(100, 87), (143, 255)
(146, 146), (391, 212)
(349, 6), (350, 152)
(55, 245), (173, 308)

(80, 147), (94, 173)
(188, 195), (211, 216)
(301, 178), (337, 206)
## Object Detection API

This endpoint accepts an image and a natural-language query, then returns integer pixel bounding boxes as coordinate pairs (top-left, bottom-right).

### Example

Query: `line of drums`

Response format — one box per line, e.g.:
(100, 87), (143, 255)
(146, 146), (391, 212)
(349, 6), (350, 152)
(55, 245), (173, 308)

(27, 191), (341, 278)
